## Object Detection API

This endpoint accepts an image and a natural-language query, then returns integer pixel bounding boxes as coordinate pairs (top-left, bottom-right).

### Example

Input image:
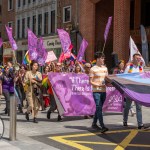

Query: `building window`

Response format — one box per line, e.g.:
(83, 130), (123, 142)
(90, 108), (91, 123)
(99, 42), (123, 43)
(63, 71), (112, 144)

(8, 22), (13, 27)
(22, 18), (25, 38)
(28, 0), (31, 4)
(33, 0), (36, 2)
(17, 20), (20, 38)
(27, 17), (30, 28)
(38, 14), (42, 35)
(51, 10), (55, 33)
(44, 12), (48, 34)
(33, 15), (36, 33)
(18, 0), (21, 7)
(23, 0), (26, 6)
(8, 0), (13, 10)
(63, 6), (71, 23)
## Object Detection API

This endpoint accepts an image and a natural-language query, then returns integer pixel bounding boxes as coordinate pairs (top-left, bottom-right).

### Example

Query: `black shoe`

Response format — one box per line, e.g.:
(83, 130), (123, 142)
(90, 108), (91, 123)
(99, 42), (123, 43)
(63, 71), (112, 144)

(57, 115), (62, 121)
(138, 125), (148, 129)
(92, 124), (101, 130)
(33, 118), (38, 123)
(101, 127), (109, 133)
(47, 111), (51, 119)
(25, 112), (29, 121)
(123, 122), (128, 127)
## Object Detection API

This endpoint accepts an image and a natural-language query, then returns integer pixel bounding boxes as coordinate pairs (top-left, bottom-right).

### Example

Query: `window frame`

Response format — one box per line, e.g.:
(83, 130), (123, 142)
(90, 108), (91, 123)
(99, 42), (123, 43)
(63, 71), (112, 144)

(8, 0), (13, 11)
(63, 6), (71, 23)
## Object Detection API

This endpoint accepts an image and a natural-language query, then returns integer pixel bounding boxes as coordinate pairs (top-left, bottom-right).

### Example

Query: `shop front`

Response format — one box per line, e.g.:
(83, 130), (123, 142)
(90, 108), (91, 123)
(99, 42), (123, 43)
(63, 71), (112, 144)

(3, 42), (13, 65)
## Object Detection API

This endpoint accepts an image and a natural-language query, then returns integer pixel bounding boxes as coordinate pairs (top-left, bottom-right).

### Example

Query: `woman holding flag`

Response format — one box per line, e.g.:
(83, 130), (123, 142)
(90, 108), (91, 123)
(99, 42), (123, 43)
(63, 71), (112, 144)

(24, 61), (42, 123)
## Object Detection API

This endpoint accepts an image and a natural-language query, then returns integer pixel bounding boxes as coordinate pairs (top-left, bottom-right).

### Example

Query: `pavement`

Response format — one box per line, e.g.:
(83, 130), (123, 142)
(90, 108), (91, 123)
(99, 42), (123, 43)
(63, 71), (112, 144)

(0, 97), (150, 150)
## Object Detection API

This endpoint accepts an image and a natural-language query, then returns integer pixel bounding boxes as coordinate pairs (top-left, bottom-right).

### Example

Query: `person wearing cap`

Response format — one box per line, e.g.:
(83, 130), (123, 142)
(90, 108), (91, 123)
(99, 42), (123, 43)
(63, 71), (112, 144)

(89, 52), (109, 133)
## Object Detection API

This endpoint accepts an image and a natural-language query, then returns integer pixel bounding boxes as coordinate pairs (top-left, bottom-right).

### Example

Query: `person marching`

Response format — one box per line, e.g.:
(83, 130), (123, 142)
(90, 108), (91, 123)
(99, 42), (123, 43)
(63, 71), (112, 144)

(47, 62), (62, 121)
(123, 53), (145, 129)
(89, 52), (109, 133)
(24, 61), (42, 123)
(0, 65), (15, 116)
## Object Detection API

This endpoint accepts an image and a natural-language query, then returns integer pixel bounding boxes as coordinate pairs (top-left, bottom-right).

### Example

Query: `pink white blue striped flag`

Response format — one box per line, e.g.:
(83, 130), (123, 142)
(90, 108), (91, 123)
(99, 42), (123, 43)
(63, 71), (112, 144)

(104, 16), (112, 42)
(5, 25), (18, 50)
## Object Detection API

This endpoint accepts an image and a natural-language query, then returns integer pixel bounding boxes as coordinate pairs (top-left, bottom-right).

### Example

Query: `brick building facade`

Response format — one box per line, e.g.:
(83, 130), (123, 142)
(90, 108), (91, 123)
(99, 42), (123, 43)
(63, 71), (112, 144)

(58, 0), (150, 69)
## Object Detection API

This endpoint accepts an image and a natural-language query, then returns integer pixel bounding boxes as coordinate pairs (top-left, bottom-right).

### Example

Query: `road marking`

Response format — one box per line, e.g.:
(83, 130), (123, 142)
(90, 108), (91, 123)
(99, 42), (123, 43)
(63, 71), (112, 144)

(50, 136), (93, 150)
(129, 144), (150, 147)
(114, 130), (138, 150)
(71, 141), (117, 145)
(49, 129), (150, 150)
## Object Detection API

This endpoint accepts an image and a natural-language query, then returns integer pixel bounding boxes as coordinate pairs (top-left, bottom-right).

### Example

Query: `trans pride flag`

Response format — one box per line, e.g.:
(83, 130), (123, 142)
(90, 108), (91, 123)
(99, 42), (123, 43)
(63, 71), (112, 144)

(107, 71), (150, 107)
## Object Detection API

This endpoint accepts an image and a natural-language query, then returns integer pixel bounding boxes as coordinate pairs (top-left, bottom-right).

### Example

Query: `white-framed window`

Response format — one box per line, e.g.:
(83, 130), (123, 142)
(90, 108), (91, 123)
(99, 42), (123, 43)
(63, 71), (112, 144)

(8, 21), (13, 27)
(18, 0), (21, 8)
(8, 0), (13, 11)
(63, 6), (71, 23)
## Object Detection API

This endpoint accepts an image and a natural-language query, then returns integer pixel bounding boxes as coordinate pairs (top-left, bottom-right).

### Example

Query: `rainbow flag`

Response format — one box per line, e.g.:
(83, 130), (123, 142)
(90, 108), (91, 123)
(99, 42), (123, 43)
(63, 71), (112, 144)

(23, 51), (31, 64)
(91, 60), (96, 65)
(42, 77), (49, 88)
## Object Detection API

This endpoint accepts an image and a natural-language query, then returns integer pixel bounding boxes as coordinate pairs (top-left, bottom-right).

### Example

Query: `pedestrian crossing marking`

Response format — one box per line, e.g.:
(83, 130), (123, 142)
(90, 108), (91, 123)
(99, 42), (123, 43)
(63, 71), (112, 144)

(49, 129), (150, 150)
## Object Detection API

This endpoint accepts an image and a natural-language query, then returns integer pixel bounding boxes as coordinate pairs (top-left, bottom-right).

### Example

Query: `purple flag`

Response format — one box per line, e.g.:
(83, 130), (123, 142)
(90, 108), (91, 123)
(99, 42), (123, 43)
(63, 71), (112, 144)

(5, 25), (18, 50)
(104, 16), (112, 42)
(0, 38), (3, 48)
(57, 29), (72, 53)
(28, 29), (38, 60)
(48, 73), (96, 116)
(77, 39), (88, 62)
(36, 37), (48, 66)
(103, 87), (123, 113)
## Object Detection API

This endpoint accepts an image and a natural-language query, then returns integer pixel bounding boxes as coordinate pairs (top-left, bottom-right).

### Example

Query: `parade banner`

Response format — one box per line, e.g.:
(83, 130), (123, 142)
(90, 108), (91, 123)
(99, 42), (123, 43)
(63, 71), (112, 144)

(45, 51), (57, 62)
(107, 72), (150, 107)
(57, 29), (73, 53)
(0, 38), (3, 48)
(77, 39), (88, 62)
(103, 87), (123, 113)
(129, 36), (145, 66)
(28, 29), (38, 60)
(140, 25), (149, 66)
(48, 73), (96, 116)
(5, 26), (18, 50)
(104, 16), (112, 42)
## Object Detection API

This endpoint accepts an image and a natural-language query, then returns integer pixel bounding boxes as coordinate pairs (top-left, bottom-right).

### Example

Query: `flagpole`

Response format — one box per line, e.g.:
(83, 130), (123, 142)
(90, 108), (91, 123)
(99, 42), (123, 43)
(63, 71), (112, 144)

(102, 41), (106, 53)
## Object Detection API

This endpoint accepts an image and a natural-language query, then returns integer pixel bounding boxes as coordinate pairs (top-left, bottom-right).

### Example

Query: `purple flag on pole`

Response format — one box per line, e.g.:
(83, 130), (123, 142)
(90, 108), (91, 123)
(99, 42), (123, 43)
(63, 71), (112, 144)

(36, 37), (47, 66)
(104, 16), (112, 42)
(57, 29), (72, 53)
(28, 29), (38, 60)
(0, 38), (3, 48)
(77, 39), (88, 62)
(5, 25), (18, 50)
(48, 73), (96, 116)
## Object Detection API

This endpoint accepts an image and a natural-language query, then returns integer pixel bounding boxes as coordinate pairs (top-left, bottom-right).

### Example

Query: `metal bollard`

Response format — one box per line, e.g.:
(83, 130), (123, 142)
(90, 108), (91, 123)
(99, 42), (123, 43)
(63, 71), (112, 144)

(9, 94), (17, 141)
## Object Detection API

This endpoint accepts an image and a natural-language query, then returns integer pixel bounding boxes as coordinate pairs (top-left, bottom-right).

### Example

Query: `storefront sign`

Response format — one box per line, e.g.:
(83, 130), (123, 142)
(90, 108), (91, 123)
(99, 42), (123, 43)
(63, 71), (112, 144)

(3, 42), (12, 55)
(43, 36), (61, 49)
